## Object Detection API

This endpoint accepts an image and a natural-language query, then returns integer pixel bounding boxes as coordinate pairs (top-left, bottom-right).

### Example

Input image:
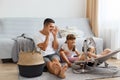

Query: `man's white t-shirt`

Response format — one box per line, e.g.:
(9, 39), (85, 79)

(61, 43), (77, 57)
(34, 31), (56, 56)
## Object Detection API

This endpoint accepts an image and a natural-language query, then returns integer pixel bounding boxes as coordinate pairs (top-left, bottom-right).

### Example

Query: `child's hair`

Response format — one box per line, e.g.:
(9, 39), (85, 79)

(87, 47), (92, 52)
(88, 46), (96, 52)
(65, 34), (76, 51)
(66, 34), (76, 41)
(82, 46), (95, 52)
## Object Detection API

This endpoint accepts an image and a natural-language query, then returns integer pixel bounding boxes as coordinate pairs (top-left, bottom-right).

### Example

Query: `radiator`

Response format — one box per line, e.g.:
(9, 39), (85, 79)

(110, 29), (120, 59)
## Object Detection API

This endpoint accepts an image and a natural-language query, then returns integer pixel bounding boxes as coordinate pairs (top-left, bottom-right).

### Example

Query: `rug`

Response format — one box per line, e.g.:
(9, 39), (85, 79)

(19, 65), (120, 80)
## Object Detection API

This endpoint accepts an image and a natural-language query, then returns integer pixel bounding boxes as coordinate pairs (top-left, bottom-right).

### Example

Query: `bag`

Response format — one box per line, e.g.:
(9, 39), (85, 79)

(12, 33), (35, 62)
(17, 50), (45, 78)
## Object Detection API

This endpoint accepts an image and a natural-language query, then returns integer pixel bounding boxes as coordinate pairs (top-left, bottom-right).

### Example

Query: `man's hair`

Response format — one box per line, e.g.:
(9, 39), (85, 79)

(43, 18), (55, 26)
(66, 34), (76, 40)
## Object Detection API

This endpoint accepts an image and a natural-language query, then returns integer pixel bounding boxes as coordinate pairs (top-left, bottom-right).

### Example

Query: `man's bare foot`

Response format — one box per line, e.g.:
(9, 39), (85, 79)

(58, 63), (68, 79)
(47, 62), (54, 74)
(52, 62), (61, 75)
(52, 59), (61, 67)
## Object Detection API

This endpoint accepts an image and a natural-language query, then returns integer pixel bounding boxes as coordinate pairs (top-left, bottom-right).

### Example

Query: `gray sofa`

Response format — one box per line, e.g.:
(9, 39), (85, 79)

(0, 18), (103, 62)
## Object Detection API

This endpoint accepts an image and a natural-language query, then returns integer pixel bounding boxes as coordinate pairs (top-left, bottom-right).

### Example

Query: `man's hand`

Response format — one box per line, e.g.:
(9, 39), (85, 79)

(44, 29), (49, 37)
(51, 26), (58, 37)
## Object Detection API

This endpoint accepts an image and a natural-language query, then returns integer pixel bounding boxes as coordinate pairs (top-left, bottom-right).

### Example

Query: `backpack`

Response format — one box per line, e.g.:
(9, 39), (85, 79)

(12, 34), (35, 62)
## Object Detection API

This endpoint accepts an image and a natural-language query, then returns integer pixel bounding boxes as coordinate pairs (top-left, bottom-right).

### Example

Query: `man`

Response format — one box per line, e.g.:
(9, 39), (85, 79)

(34, 18), (67, 78)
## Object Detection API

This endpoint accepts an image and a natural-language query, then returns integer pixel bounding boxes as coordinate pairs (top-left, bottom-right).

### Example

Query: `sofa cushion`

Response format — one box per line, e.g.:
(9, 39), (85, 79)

(59, 26), (85, 38)
(0, 38), (15, 59)
(58, 37), (103, 54)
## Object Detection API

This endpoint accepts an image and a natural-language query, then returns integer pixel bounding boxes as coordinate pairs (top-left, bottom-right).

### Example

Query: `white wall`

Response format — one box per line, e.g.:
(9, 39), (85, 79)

(0, 0), (86, 18)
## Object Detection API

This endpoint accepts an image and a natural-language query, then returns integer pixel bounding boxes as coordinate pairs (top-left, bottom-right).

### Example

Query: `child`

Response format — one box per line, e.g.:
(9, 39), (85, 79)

(87, 46), (112, 59)
(59, 34), (81, 67)
(71, 46), (112, 71)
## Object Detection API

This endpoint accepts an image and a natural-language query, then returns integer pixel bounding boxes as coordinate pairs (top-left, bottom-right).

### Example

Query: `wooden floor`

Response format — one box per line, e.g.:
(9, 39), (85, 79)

(0, 60), (18, 80)
(0, 59), (120, 80)
(95, 58), (120, 80)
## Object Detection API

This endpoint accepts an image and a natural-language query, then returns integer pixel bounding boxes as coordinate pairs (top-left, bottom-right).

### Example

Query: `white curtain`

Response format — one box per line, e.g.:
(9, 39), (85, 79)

(98, 0), (120, 59)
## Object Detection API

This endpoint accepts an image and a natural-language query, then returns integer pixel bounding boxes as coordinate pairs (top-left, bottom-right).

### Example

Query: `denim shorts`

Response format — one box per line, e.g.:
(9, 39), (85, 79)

(44, 53), (60, 63)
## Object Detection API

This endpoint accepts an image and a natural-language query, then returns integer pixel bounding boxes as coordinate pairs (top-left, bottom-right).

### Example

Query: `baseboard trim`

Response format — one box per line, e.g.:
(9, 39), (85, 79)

(1, 58), (13, 63)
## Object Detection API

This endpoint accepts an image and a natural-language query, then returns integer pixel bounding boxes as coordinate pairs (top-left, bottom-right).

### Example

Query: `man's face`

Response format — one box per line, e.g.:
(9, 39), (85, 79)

(45, 23), (55, 32)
